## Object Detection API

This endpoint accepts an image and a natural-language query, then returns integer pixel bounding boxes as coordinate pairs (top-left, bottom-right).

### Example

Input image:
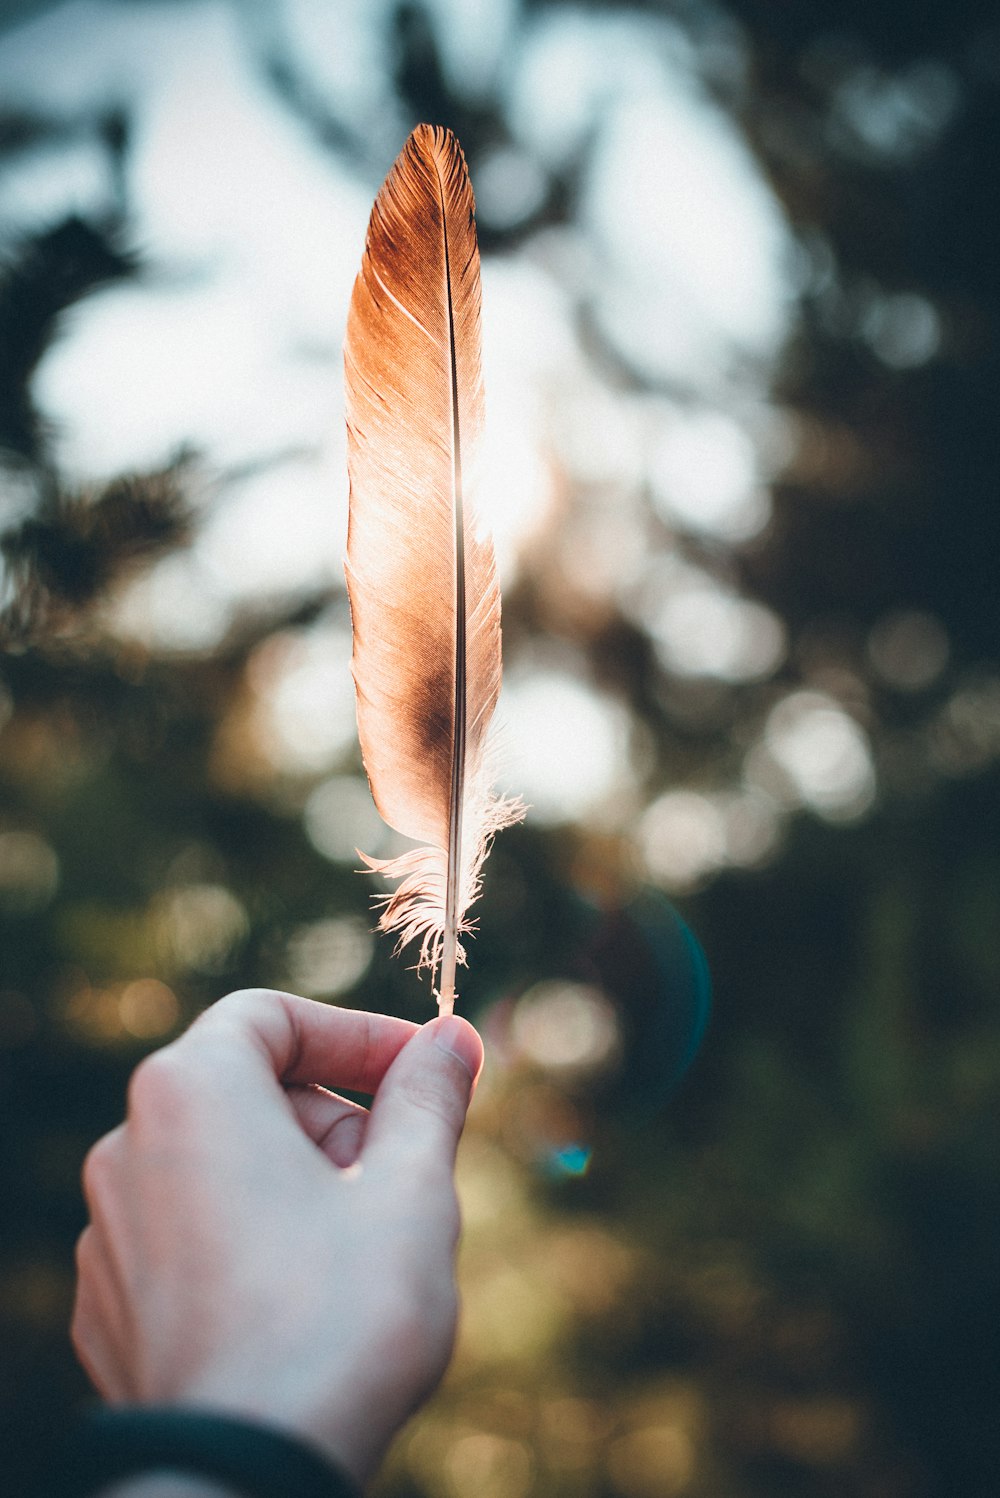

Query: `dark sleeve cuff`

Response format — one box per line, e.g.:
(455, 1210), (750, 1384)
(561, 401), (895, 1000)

(48, 1406), (362, 1498)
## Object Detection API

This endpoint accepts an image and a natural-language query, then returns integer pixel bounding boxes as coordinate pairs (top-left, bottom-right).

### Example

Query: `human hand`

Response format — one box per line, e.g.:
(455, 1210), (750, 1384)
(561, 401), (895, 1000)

(71, 990), (484, 1489)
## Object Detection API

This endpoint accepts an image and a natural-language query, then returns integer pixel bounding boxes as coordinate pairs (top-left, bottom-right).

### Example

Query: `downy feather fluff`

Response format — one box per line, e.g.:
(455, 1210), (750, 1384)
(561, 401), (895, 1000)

(344, 124), (523, 1014)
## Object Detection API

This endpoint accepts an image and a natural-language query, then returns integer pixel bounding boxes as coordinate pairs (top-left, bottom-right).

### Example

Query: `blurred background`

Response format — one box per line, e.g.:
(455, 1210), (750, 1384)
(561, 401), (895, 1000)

(1, 0), (999, 1494)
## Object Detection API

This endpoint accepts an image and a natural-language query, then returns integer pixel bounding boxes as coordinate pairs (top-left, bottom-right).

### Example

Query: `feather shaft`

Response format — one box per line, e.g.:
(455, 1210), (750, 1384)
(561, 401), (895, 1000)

(442, 195), (466, 1014)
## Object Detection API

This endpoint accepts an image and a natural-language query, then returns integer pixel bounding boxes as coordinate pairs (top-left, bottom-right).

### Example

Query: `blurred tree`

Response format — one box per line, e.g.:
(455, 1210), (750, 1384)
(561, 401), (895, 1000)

(1, 3), (999, 1497)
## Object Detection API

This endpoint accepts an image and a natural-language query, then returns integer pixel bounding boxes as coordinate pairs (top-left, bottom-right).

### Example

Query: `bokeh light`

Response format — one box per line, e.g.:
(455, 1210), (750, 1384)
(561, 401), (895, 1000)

(499, 668), (633, 825)
(633, 558), (786, 683)
(647, 407), (771, 542)
(118, 978), (180, 1040)
(867, 609), (949, 691)
(751, 690), (877, 822)
(284, 915), (374, 999)
(639, 790), (728, 893)
(0, 831), (59, 913)
(154, 883), (249, 973)
(303, 775), (389, 864)
(246, 623), (357, 776)
(930, 672), (1000, 776)
(510, 981), (620, 1076)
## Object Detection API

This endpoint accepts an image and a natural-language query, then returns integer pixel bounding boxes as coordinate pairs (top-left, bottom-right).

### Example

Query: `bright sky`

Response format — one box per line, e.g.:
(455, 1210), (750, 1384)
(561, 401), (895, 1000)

(0, 0), (862, 869)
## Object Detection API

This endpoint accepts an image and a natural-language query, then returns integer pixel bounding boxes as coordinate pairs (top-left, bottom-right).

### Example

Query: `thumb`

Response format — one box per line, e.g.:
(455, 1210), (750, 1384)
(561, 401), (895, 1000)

(363, 1015), (484, 1172)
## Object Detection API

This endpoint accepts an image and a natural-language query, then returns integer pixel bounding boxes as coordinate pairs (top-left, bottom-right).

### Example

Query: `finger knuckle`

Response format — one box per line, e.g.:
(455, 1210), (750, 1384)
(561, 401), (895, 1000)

(73, 1225), (96, 1275)
(195, 988), (286, 1055)
(210, 988), (278, 1025)
(81, 1134), (119, 1206)
(125, 1044), (186, 1118)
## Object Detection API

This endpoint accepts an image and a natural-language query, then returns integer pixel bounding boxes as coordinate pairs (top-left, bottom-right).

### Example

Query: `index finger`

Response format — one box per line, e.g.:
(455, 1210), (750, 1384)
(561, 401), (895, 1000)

(175, 989), (419, 1096)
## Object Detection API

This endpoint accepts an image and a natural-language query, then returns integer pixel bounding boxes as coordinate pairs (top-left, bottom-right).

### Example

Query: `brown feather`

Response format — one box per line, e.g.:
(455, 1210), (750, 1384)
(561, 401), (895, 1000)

(344, 124), (523, 1013)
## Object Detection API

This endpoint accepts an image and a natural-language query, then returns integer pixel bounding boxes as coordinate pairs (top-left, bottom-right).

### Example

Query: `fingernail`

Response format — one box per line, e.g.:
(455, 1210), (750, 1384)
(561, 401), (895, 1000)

(427, 1015), (484, 1084)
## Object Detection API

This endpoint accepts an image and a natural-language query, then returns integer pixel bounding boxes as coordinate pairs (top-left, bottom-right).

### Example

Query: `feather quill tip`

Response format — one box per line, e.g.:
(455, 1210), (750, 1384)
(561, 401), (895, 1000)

(358, 785), (525, 995)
